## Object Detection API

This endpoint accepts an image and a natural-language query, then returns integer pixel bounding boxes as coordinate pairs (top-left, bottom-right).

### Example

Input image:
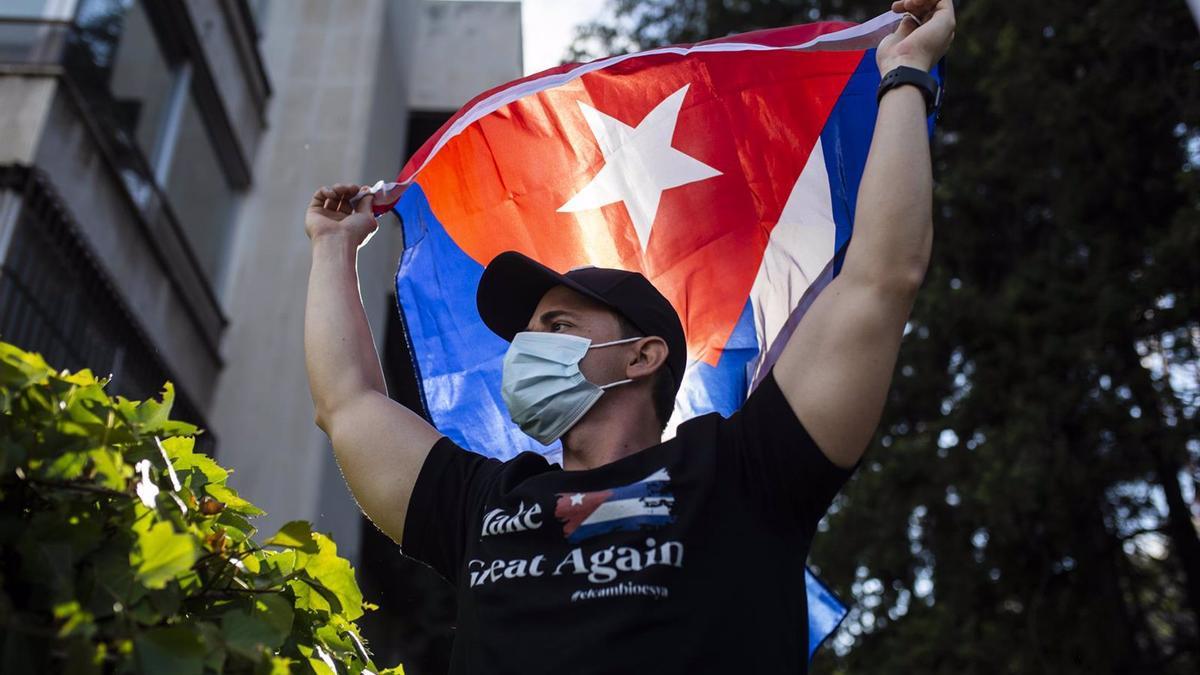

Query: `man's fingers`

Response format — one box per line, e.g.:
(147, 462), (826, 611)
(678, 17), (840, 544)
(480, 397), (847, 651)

(328, 184), (349, 211)
(353, 190), (374, 215)
(892, 13), (919, 40)
(311, 185), (337, 207)
(893, 0), (941, 22)
(312, 183), (377, 216)
(921, 0), (956, 39)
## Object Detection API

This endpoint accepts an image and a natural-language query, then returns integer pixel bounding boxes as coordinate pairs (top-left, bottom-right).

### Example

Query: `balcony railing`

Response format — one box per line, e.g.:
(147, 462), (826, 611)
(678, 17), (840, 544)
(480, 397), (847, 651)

(0, 164), (216, 455)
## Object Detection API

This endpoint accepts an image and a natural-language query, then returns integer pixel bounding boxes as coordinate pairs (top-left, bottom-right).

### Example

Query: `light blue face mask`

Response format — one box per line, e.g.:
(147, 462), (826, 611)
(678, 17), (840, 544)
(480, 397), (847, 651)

(500, 331), (642, 446)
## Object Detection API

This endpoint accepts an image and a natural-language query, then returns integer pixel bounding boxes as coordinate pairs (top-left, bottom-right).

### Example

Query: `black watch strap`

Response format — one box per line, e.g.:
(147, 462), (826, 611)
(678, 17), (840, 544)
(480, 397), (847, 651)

(877, 65), (942, 116)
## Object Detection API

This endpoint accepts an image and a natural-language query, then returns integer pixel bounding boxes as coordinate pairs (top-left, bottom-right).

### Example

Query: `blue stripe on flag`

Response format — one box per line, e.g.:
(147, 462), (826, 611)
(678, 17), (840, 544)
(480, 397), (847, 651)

(821, 50), (878, 276)
(675, 298), (761, 421)
(569, 514), (676, 543)
(806, 568), (849, 659)
(821, 50), (942, 275)
(606, 481), (671, 501)
(394, 183), (554, 460)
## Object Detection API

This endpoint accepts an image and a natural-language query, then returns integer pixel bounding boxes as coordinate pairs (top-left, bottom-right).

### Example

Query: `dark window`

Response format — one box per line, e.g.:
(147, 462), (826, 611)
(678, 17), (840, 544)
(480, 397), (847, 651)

(68, 0), (241, 291)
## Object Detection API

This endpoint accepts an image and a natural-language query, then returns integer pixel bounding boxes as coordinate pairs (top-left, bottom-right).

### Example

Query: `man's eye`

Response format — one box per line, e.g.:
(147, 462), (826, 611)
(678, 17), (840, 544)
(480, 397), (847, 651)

(551, 322), (570, 332)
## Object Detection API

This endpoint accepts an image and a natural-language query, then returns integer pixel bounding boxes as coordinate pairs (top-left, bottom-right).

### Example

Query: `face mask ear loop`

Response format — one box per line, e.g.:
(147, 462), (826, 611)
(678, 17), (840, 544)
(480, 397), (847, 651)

(589, 335), (645, 350)
(588, 335), (644, 390)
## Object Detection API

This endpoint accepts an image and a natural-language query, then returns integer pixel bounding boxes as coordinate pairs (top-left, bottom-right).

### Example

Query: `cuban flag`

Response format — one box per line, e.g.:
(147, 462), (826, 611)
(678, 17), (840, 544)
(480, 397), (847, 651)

(554, 468), (675, 543)
(372, 10), (941, 660)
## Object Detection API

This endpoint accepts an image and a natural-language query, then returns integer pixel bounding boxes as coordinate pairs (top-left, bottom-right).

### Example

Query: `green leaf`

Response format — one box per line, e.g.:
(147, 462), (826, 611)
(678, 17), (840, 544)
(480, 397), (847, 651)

(264, 521), (319, 553)
(132, 522), (199, 590)
(302, 534), (364, 621)
(204, 483), (265, 517)
(40, 451), (90, 481)
(88, 544), (147, 615)
(298, 643), (338, 675)
(86, 446), (127, 491)
(0, 341), (54, 389)
(221, 594), (293, 659)
(215, 511), (257, 542)
(130, 382), (174, 432)
(158, 435), (195, 460)
(164, 437), (226, 492)
(238, 551), (262, 575)
(288, 577), (335, 615)
(133, 626), (205, 675)
(263, 549), (300, 579)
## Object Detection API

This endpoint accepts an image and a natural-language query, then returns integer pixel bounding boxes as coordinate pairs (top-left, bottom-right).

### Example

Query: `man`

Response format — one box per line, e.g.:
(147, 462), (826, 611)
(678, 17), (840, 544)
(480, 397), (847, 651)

(303, 1), (954, 671)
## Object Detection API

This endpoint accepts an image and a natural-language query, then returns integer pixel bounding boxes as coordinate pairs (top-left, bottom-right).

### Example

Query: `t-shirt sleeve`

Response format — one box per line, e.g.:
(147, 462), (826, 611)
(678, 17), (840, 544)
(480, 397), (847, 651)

(717, 366), (859, 538)
(401, 436), (503, 585)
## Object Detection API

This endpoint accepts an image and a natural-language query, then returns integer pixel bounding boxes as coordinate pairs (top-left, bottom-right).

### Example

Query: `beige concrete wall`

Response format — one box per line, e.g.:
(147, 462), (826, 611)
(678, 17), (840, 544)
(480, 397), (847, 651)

(210, 0), (418, 559)
(0, 77), (56, 165)
(409, 0), (523, 111)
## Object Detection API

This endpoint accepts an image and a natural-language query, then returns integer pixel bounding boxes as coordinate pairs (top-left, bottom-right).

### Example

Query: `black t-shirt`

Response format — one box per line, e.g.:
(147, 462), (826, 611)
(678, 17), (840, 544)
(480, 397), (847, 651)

(402, 367), (856, 674)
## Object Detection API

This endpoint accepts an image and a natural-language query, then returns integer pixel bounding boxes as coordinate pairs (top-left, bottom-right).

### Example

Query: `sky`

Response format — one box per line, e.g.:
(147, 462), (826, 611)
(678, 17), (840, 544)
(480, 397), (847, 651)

(520, 0), (611, 75)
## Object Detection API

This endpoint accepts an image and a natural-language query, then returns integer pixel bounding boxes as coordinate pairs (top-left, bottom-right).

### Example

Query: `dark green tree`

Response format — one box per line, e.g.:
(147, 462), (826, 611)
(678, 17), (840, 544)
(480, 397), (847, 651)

(573, 1), (1200, 672)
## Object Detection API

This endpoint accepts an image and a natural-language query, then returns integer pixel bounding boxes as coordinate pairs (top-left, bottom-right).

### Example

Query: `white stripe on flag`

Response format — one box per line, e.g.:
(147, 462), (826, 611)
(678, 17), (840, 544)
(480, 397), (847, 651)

(637, 468), (670, 484)
(747, 137), (837, 389)
(582, 497), (676, 526)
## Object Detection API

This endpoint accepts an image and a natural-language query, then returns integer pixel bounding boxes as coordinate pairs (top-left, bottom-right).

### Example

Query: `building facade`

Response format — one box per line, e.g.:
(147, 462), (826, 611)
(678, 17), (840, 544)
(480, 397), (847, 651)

(0, 0), (522, 668)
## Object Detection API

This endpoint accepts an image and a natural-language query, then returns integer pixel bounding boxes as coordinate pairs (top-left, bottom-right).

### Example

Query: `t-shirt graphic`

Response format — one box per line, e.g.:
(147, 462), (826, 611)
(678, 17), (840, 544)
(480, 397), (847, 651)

(554, 468), (674, 542)
(401, 367), (858, 674)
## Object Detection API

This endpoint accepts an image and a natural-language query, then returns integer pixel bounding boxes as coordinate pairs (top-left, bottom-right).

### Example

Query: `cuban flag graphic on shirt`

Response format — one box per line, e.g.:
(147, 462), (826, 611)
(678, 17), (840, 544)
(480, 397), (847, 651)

(555, 469), (675, 543)
(372, 10), (941, 660)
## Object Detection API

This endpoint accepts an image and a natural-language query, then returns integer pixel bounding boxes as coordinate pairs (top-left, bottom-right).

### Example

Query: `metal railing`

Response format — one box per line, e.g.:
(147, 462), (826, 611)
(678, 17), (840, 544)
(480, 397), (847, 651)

(0, 165), (217, 456)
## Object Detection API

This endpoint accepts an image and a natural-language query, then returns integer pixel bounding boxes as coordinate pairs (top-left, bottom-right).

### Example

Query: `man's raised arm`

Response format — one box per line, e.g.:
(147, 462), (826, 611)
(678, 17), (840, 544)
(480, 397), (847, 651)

(304, 183), (442, 542)
(772, 0), (955, 469)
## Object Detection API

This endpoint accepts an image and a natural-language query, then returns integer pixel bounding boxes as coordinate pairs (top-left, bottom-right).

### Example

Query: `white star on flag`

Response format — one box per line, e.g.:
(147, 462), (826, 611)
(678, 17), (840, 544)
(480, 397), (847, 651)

(570, 493), (585, 506)
(558, 84), (722, 252)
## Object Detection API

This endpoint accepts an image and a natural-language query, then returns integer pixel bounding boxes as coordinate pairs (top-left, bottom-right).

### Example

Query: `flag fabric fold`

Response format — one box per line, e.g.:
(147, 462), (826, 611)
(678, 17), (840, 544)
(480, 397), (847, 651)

(381, 10), (940, 659)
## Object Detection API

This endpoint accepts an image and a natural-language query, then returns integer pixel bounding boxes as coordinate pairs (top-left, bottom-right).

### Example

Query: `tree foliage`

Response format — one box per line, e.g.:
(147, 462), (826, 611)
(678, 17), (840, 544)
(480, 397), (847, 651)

(573, 1), (1200, 672)
(0, 341), (403, 674)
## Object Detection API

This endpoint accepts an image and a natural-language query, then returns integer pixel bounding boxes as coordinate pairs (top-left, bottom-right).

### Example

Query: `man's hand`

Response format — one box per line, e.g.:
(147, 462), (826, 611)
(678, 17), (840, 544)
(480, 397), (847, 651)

(879, 0), (956, 73)
(305, 183), (377, 246)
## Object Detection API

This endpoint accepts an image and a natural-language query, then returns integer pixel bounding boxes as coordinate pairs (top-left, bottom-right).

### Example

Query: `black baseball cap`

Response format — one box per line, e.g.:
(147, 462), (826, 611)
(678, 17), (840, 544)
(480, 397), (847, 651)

(476, 251), (687, 391)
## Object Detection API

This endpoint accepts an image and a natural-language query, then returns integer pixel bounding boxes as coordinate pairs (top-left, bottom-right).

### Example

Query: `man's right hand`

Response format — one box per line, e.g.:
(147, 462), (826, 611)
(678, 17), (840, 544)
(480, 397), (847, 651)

(305, 183), (377, 246)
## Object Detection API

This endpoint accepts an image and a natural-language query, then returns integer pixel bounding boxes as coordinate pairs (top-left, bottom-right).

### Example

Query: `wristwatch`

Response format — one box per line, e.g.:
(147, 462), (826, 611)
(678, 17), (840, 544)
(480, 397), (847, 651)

(877, 65), (943, 117)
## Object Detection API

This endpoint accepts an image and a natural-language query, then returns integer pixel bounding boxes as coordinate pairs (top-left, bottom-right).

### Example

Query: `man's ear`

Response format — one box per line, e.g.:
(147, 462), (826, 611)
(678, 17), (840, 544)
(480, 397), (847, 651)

(626, 337), (669, 379)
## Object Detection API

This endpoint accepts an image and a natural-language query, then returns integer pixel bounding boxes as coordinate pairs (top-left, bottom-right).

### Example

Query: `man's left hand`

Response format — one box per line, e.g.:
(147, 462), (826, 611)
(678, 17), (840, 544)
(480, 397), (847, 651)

(879, 0), (956, 73)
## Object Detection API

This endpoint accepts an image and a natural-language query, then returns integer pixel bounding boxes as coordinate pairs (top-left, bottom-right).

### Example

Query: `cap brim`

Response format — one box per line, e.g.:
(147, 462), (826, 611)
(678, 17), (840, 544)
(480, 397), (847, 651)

(476, 252), (613, 342)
